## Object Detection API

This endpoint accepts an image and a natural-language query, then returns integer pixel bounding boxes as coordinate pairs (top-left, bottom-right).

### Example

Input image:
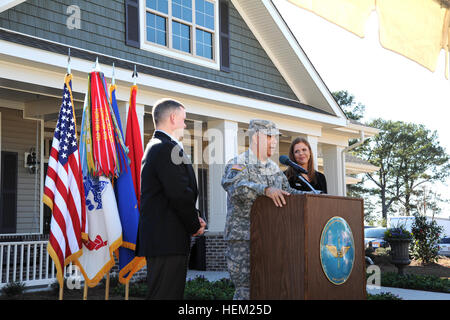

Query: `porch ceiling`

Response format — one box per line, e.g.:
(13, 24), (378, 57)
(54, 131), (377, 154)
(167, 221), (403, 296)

(0, 79), (84, 122)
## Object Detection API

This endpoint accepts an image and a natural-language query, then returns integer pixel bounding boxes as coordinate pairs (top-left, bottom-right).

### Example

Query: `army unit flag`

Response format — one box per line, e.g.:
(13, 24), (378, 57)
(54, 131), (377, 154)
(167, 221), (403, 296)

(125, 84), (143, 208)
(77, 70), (124, 287)
(110, 84), (146, 284)
(76, 174), (122, 286)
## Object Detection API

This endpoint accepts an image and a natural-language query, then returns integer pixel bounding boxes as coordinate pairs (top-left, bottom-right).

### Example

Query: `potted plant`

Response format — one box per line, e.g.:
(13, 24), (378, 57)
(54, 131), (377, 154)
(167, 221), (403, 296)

(384, 226), (412, 275)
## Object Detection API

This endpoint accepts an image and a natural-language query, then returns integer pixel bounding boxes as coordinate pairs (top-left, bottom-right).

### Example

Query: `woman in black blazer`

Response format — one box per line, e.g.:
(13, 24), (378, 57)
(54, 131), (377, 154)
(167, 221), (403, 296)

(284, 137), (327, 194)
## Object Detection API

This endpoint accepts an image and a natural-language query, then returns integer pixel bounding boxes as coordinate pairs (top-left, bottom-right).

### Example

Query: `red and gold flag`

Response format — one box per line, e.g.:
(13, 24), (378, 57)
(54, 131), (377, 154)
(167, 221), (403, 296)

(90, 71), (118, 178)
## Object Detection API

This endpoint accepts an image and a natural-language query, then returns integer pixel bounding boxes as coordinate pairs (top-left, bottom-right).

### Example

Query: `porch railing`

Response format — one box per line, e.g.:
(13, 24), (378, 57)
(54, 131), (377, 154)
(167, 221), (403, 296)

(0, 240), (77, 289)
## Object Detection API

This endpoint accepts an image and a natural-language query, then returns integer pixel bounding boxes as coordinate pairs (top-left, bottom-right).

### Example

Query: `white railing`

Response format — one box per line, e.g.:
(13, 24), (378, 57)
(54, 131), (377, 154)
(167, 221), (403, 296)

(0, 241), (77, 289)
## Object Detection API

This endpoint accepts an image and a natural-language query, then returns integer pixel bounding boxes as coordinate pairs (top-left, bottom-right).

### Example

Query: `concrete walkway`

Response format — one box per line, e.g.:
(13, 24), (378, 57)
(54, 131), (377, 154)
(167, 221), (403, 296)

(187, 270), (450, 300)
(187, 270), (230, 282)
(366, 286), (450, 300)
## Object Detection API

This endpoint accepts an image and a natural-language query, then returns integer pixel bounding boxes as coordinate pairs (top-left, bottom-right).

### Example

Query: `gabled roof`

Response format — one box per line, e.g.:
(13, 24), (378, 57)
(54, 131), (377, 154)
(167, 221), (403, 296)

(1, 0), (346, 123)
(0, 1), (26, 13)
(231, 0), (346, 119)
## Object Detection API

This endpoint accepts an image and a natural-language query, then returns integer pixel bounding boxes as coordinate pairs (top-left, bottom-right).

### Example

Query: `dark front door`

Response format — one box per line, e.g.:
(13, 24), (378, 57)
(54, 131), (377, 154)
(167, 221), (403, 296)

(1, 151), (18, 233)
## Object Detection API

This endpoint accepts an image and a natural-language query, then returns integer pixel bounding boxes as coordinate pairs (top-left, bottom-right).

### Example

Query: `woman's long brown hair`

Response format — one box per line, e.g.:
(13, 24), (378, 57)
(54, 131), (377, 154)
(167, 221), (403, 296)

(285, 137), (316, 184)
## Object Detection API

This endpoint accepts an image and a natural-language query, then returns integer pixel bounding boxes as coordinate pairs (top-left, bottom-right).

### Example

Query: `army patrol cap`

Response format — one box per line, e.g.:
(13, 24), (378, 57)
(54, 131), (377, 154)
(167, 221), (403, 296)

(248, 119), (280, 136)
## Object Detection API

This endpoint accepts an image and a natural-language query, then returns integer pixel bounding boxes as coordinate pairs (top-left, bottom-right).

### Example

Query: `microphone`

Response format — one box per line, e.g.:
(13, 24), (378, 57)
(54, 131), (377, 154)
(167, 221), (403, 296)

(280, 155), (321, 194)
(279, 155), (308, 175)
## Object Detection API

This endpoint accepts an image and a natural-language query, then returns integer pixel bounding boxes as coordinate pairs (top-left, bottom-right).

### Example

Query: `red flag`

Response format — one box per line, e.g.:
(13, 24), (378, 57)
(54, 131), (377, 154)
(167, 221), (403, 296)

(44, 74), (87, 287)
(90, 71), (118, 178)
(125, 85), (143, 207)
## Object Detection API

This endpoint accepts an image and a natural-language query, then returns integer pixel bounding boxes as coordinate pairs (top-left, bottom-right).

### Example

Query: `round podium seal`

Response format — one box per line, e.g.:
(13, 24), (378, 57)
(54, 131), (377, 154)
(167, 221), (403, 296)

(319, 216), (355, 285)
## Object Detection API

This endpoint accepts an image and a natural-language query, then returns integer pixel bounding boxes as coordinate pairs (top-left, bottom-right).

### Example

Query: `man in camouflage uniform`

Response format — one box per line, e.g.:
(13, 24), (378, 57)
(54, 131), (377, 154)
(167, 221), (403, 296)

(221, 119), (304, 300)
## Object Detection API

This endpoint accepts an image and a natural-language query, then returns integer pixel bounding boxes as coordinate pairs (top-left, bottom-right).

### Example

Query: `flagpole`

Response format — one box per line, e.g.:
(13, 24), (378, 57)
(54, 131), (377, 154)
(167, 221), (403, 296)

(94, 57), (101, 72)
(59, 284), (64, 300)
(83, 283), (88, 300)
(105, 271), (110, 300)
(126, 66), (137, 302)
(67, 48), (71, 75)
(132, 64), (138, 85)
(112, 62), (115, 86)
(61, 51), (69, 301)
(56, 48), (71, 302)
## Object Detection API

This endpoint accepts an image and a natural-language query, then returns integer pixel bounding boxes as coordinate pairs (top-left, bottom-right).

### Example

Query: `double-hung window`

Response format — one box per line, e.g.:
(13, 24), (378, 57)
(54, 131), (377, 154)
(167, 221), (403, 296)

(141, 0), (219, 69)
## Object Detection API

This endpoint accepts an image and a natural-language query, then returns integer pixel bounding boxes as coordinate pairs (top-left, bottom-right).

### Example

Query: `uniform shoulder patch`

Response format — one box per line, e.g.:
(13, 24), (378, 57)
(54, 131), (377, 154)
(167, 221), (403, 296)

(231, 164), (245, 171)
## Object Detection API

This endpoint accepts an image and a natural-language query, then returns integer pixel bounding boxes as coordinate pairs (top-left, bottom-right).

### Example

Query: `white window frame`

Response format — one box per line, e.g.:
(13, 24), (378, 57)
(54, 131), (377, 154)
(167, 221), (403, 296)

(139, 0), (220, 70)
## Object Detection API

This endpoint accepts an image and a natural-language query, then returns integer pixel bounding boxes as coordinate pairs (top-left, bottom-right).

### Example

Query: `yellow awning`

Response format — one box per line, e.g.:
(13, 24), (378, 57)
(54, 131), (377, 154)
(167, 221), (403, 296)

(288, 0), (450, 79)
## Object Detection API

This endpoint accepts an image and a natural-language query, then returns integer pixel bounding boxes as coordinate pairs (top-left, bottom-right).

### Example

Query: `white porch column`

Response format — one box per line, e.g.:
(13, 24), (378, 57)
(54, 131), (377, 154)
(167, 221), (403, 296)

(322, 144), (345, 196)
(306, 135), (319, 171)
(206, 120), (238, 233)
(116, 101), (145, 146)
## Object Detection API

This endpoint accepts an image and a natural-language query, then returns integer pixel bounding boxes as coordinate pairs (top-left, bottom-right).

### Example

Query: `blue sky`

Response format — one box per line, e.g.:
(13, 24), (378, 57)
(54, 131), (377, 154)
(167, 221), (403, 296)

(274, 0), (450, 218)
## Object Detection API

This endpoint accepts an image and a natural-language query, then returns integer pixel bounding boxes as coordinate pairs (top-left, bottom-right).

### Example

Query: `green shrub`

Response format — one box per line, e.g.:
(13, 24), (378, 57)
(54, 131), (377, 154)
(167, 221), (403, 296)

(110, 275), (234, 300)
(381, 272), (450, 293)
(110, 276), (235, 299)
(411, 215), (443, 264)
(111, 280), (147, 298)
(1, 281), (26, 297)
(367, 292), (402, 300)
(184, 276), (234, 300)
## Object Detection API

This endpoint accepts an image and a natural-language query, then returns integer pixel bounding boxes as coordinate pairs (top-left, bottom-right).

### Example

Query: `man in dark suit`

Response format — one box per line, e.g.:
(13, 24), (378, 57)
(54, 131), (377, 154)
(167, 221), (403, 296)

(136, 98), (206, 299)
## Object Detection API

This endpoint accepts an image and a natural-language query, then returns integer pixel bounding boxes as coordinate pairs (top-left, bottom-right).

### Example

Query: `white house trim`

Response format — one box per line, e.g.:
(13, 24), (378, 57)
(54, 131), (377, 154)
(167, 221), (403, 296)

(231, 0), (346, 118)
(0, 39), (349, 131)
(0, 27), (301, 105)
(0, 0), (26, 13)
(138, 0), (221, 71)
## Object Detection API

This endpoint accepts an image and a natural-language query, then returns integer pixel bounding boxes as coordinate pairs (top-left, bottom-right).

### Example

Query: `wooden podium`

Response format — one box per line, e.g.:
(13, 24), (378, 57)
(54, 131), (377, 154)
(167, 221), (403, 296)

(250, 194), (366, 300)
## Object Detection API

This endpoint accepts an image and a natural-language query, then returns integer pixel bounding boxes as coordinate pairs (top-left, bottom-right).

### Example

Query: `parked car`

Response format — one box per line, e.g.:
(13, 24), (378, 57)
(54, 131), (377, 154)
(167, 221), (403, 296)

(437, 237), (450, 257)
(364, 227), (389, 249)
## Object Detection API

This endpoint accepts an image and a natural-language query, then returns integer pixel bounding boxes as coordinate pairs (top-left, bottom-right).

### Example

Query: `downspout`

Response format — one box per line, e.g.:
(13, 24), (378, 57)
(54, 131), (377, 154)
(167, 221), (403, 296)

(341, 130), (366, 196)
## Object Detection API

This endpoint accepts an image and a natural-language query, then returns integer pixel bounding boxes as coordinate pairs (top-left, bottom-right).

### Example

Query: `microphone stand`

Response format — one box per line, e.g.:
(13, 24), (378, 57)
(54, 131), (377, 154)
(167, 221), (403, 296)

(295, 172), (321, 195)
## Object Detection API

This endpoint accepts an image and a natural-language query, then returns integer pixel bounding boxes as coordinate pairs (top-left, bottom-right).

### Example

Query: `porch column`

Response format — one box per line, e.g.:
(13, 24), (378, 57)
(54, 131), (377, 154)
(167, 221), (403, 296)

(322, 144), (345, 196)
(206, 120), (238, 233)
(116, 101), (145, 146)
(306, 135), (319, 171)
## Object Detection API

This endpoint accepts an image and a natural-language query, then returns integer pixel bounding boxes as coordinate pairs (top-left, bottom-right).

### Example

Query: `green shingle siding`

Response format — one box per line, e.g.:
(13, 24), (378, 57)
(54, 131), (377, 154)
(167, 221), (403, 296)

(0, 0), (298, 101)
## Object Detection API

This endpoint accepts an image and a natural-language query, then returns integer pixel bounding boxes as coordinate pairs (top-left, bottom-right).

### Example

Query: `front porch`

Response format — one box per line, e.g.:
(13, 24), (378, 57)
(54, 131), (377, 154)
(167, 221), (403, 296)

(0, 41), (379, 288)
(0, 237), (65, 289)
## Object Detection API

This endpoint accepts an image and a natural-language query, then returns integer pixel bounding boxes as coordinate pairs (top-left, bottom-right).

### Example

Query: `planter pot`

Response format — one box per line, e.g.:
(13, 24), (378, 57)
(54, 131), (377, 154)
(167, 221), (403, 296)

(387, 238), (412, 275)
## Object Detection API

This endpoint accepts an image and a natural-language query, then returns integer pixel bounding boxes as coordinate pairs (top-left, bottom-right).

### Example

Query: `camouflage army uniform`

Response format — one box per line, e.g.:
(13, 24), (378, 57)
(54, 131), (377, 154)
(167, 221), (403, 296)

(221, 148), (303, 300)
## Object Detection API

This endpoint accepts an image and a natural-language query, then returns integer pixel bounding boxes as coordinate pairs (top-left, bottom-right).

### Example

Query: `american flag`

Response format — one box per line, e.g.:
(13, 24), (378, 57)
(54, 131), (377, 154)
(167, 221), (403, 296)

(44, 74), (87, 287)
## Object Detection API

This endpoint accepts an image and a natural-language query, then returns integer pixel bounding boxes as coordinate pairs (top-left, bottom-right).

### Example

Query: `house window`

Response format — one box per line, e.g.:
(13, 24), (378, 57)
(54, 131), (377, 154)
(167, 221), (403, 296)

(141, 0), (219, 69)
(172, 20), (191, 53)
(196, 29), (211, 59)
(146, 12), (167, 46)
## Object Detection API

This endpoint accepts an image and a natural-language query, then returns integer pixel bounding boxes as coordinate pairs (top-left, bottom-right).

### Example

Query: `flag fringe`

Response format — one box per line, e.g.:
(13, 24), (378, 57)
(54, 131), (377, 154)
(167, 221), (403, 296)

(118, 256), (146, 285)
(47, 243), (83, 288)
(75, 235), (123, 288)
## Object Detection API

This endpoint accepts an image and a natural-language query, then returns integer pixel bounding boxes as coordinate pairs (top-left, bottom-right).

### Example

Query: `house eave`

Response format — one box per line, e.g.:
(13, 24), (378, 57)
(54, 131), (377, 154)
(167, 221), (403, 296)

(0, 0), (26, 13)
(231, 0), (347, 119)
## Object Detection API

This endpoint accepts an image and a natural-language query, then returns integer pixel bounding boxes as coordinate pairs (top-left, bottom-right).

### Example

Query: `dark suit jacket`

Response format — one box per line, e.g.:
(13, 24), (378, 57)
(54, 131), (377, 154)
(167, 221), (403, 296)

(285, 170), (328, 194)
(136, 130), (201, 257)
